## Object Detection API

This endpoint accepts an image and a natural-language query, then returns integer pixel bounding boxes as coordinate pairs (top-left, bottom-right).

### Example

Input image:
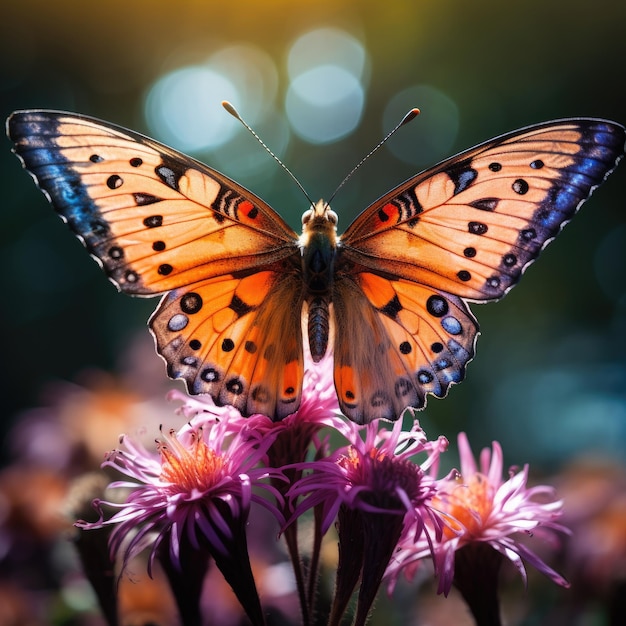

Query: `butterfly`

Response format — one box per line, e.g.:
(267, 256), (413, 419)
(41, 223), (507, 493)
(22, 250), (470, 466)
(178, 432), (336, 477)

(7, 110), (624, 423)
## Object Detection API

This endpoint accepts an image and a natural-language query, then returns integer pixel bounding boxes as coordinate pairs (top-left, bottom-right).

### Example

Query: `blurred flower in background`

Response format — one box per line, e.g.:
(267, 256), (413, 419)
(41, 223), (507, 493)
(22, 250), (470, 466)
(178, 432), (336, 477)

(0, 336), (182, 624)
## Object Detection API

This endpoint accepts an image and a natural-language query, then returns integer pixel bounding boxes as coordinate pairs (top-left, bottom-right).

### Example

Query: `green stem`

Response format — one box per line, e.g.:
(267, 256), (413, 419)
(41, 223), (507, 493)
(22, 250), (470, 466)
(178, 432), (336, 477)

(284, 521), (311, 626)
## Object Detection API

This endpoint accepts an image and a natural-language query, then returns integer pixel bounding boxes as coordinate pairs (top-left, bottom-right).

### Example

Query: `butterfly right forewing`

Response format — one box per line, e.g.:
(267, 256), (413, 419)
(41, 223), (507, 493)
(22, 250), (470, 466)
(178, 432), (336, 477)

(342, 119), (625, 303)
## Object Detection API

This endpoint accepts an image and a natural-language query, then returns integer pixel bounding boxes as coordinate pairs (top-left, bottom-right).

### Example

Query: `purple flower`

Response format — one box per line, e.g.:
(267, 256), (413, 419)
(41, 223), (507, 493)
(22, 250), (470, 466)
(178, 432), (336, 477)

(79, 408), (285, 625)
(388, 432), (569, 623)
(288, 411), (448, 626)
(289, 412), (447, 533)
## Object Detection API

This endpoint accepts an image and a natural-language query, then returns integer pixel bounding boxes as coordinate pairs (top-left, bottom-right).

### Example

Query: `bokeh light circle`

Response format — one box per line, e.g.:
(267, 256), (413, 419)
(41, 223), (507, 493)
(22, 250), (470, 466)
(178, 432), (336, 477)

(145, 44), (279, 153)
(145, 66), (239, 152)
(285, 28), (368, 145)
(383, 85), (460, 167)
(285, 65), (364, 144)
(208, 44), (278, 121)
(287, 27), (367, 81)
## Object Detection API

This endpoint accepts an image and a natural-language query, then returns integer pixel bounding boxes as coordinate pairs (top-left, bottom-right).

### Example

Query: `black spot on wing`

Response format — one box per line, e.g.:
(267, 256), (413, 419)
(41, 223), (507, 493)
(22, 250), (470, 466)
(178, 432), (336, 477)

(134, 193), (163, 206)
(447, 160), (478, 195)
(463, 247), (476, 258)
(155, 157), (186, 191)
(469, 197), (499, 211)
(106, 174), (123, 189)
(379, 295), (403, 319)
(229, 294), (253, 318)
(180, 292), (203, 314)
(426, 295), (448, 317)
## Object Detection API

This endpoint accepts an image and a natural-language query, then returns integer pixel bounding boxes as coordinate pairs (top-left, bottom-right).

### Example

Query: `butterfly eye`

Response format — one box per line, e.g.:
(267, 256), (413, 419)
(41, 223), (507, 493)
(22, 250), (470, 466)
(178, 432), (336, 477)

(301, 208), (314, 225)
(325, 208), (338, 225)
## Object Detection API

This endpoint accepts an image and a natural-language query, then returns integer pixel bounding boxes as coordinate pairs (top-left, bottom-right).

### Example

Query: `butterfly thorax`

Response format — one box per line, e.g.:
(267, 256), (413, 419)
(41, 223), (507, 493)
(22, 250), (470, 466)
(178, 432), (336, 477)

(300, 200), (338, 361)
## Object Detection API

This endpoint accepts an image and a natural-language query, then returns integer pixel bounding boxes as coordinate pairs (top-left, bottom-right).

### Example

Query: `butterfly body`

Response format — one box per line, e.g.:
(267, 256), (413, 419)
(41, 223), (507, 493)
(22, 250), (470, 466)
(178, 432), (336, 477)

(299, 201), (338, 361)
(7, 111), (624, 423)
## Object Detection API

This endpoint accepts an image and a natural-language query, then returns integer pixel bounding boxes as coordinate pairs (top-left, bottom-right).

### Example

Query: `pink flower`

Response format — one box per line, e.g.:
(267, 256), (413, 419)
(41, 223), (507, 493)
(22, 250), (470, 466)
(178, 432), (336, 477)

(78, 408), (285, 625)
(288, 412), (448, 626)
(388, 432), (570, 606)
(289, 412), (447, 533)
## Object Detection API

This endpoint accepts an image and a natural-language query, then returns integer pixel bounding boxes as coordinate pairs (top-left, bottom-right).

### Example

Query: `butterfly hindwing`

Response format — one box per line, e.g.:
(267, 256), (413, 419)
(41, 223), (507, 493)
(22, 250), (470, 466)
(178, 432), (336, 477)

(7, 110), (300, 295)
(342, 119), (625, 303)
(150, 270), (304, 419)
(333, 273), (478, 423)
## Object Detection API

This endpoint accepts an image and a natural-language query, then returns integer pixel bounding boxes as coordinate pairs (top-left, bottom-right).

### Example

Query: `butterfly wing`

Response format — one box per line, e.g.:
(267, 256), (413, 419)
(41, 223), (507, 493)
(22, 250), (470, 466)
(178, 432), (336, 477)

(8, 110), (304, 419)
(151, 271), (304, 419)
(342, 119), (624, 300)
(7, 110), (299, 294)
(332, 273), (478, 423)
(337, 119), (624, 421)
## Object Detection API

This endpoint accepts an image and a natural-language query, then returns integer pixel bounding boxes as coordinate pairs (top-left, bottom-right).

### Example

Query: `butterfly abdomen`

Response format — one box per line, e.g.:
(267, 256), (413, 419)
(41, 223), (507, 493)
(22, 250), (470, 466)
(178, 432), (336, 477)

(307, 296), (331, 362)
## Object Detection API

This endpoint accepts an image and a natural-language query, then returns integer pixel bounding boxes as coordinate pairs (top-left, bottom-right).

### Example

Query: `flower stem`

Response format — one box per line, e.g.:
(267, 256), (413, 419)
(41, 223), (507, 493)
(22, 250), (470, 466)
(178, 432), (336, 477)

(328, 507), (363, 626)
(353, 513), (405, 626)
(307, 503), (324, 610)
(207, 502), (266, 626)
(284, 521), (311, 626)
(158, 535), (211, 626)
(73, 524), (119, 626)
(453, 544), (503, 626)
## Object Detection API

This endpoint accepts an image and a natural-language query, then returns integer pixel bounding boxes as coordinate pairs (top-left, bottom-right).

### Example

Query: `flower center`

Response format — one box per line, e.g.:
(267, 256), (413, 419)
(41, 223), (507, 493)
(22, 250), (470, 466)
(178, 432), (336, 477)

(440, 473), (494, 539)
(158, 430), (225, 494)
(340, 447), (422, 509)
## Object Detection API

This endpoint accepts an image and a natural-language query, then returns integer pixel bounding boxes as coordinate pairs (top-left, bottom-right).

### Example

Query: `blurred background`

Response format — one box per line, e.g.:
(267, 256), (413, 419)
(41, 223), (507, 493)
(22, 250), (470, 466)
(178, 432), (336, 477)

(0, 0), (625, 624)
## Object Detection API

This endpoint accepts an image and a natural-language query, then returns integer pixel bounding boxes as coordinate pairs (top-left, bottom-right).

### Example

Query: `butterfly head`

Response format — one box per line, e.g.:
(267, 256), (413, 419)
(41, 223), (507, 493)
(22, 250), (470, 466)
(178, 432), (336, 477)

(300, 200), (338, 244)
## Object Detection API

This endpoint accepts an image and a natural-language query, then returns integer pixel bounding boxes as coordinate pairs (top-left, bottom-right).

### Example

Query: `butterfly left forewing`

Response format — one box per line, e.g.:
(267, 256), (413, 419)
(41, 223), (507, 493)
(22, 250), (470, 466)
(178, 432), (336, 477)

(8, 110), (299, 295)
(342, 119), (625, 303)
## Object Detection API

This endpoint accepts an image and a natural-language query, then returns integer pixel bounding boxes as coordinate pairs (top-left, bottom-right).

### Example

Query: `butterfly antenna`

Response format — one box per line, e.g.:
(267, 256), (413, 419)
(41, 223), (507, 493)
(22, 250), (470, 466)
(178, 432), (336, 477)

(326, 108), (420, 207)
(222, 101), (315, 208)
